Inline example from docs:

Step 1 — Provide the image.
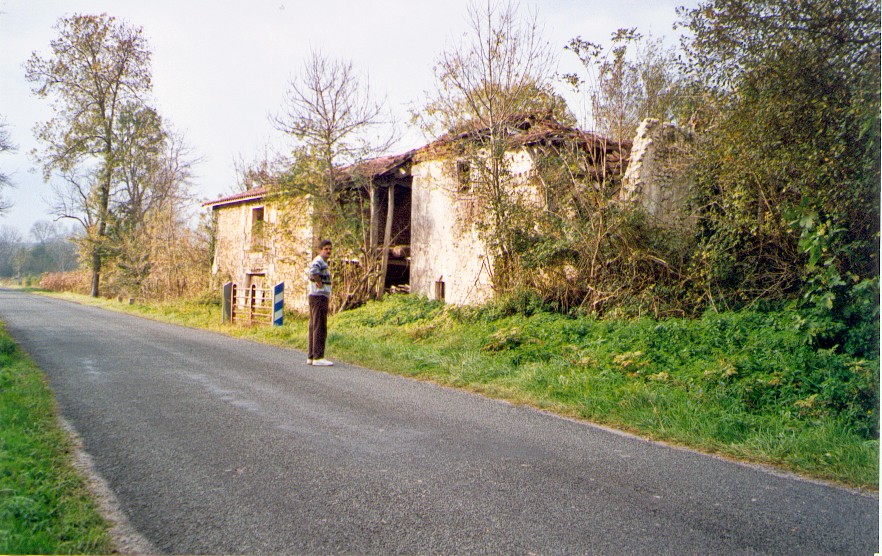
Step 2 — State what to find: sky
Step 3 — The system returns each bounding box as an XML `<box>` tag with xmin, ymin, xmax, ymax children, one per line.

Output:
<box><xmin>0</xmin><ymin>0</ymin><xmax>689</xmax><ymax>240</ymax></box>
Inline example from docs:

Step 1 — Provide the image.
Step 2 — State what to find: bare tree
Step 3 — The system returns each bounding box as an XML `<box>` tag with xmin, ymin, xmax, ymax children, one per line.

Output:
<box><xmin>50</xmin><ymin>169</ymin><xmax>99</xmax><ymax>235</ymax></box>
<box><xmin>273</xmin><ymin>50</ymin><xmax>394</xmax><ymax>205</ymax></box>
<box><xmin>233</xmin><ymin>146</ymin><xmax>291</xmax><ymax>193</ymax></box>
<box><xmin>425</xmin><ymin>0</ymin><xmax>556</xmax><ymax>132</ymax></box>
<box><xmin>564</xmin><ymin>29</ymin><xmax>684</xmax><ymax>143</ymax></box>
<box><xmin>272</xmin><ymin>50</ymin><xmax>396</xmax><ymax>309</ymax></box>
<box><xmin>0</xmin><ymin>225</ymin><xmax>22</xmax><ymax>276</ymax></box>
<box><xmin>0</xmin><ymin>119</ymin><xmax>15</xmax><ymax>213</ymax></box>
<box><xmin>30</xmin><ymin>221</ymin><xmax>59</xmax><ymax>244</ymax></box>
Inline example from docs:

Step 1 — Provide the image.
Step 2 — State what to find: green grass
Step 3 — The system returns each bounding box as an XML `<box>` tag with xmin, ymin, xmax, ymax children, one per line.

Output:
<box><xmin>0</xmin><ymin>324</ymin><xmax>114</xmax><ymax>554</ymax></box>
<box><xmin>43</xmin><ymin>291</ymin><xmax>881</xmax><ymax>489</ymax></box>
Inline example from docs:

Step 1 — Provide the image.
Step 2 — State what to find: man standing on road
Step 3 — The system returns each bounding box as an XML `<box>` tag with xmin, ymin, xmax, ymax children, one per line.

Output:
<box><xmin>307</xmin><ymin>239</ymin><xmax>333</xmax><ymax>366</ymax></box>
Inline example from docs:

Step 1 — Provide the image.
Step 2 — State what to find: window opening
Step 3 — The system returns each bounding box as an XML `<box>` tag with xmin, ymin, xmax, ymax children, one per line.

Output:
<box><xmin>251</xmin><ymin>206</ymin><xmax>265</xmax><ymax>250</ymax></box>
<box><xmin>456</xmin><ymin>160</ymin><xmax>471</xmax><ymax>192</ymax></box>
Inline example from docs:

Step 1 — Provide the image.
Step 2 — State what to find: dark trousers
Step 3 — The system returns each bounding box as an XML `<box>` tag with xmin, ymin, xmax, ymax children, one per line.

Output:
<box><xmin>308</xmin><ymin>294</ymin><xmax>329</xmax><ymax>360</ymax></box>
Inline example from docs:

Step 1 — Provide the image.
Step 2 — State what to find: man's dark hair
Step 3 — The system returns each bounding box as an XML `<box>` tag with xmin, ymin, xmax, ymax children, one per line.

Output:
<box><xmin>318</xmin><ymin>239</ymin><xmax>332</xmax><ymax>249</ymax></box>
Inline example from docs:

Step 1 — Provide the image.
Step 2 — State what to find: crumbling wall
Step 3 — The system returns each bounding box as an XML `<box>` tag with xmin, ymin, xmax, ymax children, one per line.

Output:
<box><xmin>410</xmin><ymin>158</ymin><xmax>493</xmax><ymax>306</ymax></box>
<box><xmin>410</xmin><ymin>148</ymin><xmax>543</xmax><ymax>306</ymax></box>
<box><xmin>622</xmin><ymin>118</ymin><xmax>694</xmax><ymax>227</ymax></box>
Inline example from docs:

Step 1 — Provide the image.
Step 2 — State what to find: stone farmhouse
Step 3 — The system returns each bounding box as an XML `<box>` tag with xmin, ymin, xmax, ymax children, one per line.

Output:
<box><xmin>203</xmin><ymin>115</ymin><xmax>689</xmax><ymax>312</ymax></box>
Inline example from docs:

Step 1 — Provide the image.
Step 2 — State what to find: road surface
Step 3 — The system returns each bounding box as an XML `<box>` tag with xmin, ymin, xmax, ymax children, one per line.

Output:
<box><xmin>0</xmin><ymin>290</ymin><xmax>877</xmax><ymax>554</ymax></box>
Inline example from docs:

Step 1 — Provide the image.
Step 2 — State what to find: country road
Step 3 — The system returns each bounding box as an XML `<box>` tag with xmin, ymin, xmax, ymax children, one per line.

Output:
<box><xmin>0</xmin><ymin>290</ymin><xmax>877</xmax><ymax>554</ymax></box>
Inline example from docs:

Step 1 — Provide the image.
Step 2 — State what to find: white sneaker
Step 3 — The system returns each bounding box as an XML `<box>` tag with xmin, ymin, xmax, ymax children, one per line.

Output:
<box><xmin>306</xmin><ymin>359</ymin><xmax>313</xmax><ymax>365</ymax></box>
<box><xmin>311</xmin><ymin>358</ymin><xmax>334</xmax><ymax>366</ymax></box>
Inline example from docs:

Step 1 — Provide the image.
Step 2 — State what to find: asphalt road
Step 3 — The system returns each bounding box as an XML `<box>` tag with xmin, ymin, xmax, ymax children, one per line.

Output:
<box><xmin>0</xmin><ymin>290</ymin><xmax>877</xmax><ymax>554</ymax></box>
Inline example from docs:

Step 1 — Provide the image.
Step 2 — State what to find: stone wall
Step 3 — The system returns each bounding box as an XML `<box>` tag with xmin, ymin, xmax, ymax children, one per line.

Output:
<box><xmin>621</xmin><ymin>118</ymin><xmax>694</xmax><ymax>228</ymax></box>
<box><xmin>410</xmin><ymin>158</ymin><xmax>493</xmax><ymax>306</ymax></box>
<box><xmin>212</xmin><ymin>201</ymin><xmax>249</xmax><ymax>284</ymax></box>
<box><xmin>211</xmin><ymin>195</ymin><xmax>313</xmax><ymax>313</ymax></box>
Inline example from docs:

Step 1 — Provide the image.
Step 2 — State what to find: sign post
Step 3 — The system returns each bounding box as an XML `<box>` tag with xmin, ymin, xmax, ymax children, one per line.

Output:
<box><xmin>222</xmin><ymin>282</ymin><xmax>233</xmax><ymax>323</ymax></box>
<box><xmin>272</xmin><ymin>282</ymin><xmax>284</xmax><ymax>326</ymax></box>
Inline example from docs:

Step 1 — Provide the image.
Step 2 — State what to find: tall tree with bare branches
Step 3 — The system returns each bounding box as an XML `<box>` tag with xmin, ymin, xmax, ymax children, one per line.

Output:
<box><xmin>422</xmin><ymin>0</ymin><xmax>557</xmax><ymax>293</ymax></box>
<box><xmin>0</xmin><ymin>119</ymin><xmax>15</xmax><ymax>213</ymax></box>
<box><xmin>272</xmin><ymin>50</ymin><xmax>395</xmax><ymax>309</ymax></box>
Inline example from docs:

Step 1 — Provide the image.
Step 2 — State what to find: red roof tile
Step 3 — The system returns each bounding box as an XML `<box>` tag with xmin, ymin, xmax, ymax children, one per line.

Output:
<box><xmin>203</xmin><ymin>115</ymin><xmax>628</xmax><ymax>208</ymax></box>
<box><xmin>202</xmin><ymin>186</ymin><xmax>270</xmax><ymax>208</ymax></box>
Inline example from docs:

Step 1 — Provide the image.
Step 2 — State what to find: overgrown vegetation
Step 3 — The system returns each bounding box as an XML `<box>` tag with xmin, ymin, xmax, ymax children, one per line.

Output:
<box><xmin>678</xmin><ymin>0</ymin><xmax>880</xmax><ymax>318</ymax></box>
<box><xmin>0</xmin><ymin>323</ymin><xmax>113</xmax><ymax>554</ymax></box>
<box><xmin>197</xmin><ymin>0</ymin><xmax>878</xmax><ymax>328</ymax></box>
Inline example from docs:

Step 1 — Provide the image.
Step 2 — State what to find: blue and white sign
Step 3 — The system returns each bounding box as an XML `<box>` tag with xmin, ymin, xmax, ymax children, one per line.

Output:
<box><xmin>272</xmin><ymin>282</ymin><xmax>284</xmax><ymax>326</ymax></box>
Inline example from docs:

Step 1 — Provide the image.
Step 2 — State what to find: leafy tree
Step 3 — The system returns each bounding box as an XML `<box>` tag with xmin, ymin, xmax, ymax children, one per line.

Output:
<box><xmin>27</xmin><ymin>14</ymin><xmax>198</xmax><ymax>300</ymax></box>
<box><xmin>107</xmin><ymin>115</ymin><xmax>197</xmax><ymax>296</ymax></box>
<box><xmin>26</xmin><ymin>13</ymin><xmax>153</xmax><ymax>297</ymax></box>
<box><xmin>677</xmin><ymin>0</ymin><xmax>880</xmax><ymax>319</ymax></box>
<box><xmin>111</xmin><ymin>103</ymin><xmax>168</xmax><ymax>231</ymax></box>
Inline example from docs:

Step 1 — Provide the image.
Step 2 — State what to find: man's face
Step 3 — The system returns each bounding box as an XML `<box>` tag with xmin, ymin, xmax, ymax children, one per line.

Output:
<box><xmin>320</xmin><ymin>245</ymin><xmax>332</xmax><ymax>259</ymax></box>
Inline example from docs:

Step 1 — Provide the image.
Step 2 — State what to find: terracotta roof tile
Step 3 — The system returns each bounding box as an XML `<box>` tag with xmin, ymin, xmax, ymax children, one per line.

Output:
<box><xmin>202</xmin><ymin>186</ymin><xmax>269</xmax><ymax>208</ymax></box>
<box><xmin>203</xmin><ymin>114</ymin><xmax>628</xmax><ymax>208</ymax></box>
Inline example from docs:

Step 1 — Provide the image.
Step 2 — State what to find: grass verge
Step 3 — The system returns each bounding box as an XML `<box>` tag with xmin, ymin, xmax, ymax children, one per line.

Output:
<box><xmin>43</xmin><ymin>290</ymin><xmax>880</xmax><ymax>490</ymax></box>
<box><xmin>0</xmin><ymin>322</ymin><xmax>113</xmax><ymax>554</ymax></box>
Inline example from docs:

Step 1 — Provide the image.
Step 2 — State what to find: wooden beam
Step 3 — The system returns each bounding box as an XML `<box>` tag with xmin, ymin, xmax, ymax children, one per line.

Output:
<box><xmin>369</xmin><ymin>183</ymin><xmax>381</xmax><ymax>250</ymax></box>
<box><xmin>378</xmin><ymin>184</ymin><xmax>395</xmax><ymax>299</ymax></box>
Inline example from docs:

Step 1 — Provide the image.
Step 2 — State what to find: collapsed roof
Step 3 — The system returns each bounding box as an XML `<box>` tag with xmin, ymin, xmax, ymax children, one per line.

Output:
<box><xmin>203</xmin><ymin>114</ymin><xmax>630</xmax><ymax>208</ymax></box>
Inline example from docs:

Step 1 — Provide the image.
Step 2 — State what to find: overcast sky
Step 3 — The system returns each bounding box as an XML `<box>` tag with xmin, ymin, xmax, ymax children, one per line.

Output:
<box><xmin>0</xmin><ymin>0</ymin><xmax>689</xmax><ymax>239</ymax></box>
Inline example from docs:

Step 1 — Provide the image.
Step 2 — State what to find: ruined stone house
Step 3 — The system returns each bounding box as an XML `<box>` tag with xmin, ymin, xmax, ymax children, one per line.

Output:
<box><xmin>204</xmin><ymin>116</ymin><xmax>687</xmax><ymax>310</ymax></box>
<box><xmin>203</xmin><ymin>152</ymin><xmax>412</xmax><ymax>312</ymax></box>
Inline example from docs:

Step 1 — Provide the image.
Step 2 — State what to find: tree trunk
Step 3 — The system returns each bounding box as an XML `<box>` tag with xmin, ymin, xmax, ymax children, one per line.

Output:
<box><xmin>90</xmin><ymin>248</ymin><xmax>101</xmax><ymax>297</ymax></box>
<box><xmin>91</xmin><ymin>124</ymin><xmax>114</xmax><ymax>298</ymax></box>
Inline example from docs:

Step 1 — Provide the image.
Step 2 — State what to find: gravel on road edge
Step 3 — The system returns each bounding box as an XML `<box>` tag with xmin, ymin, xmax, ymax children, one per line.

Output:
<box><xmin>60</xmin><ymin>417</ymin><xmax>159</xmax><ymax>555</ymax></box>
